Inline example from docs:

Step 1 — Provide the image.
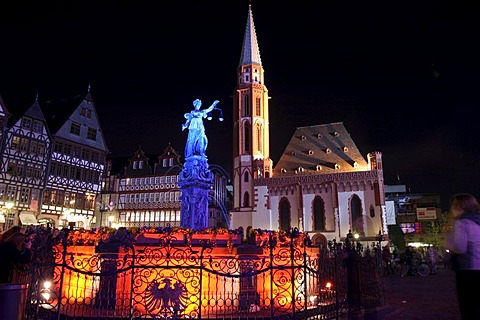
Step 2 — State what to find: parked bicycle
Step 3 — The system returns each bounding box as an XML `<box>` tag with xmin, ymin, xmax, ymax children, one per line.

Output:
<box><xmin>392</xmin><ymin>258</ymin><xmax>430</xmax><ymax>277</ymax></box>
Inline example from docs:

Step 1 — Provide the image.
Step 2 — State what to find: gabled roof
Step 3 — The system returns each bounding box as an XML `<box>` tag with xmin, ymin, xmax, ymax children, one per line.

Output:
<box><xmin>24</xmin><ymin>97</ymin><xmax>47</xmax><ymax>123</ymax></box>
<box><xmin>154</xmin><ymin>144</ymin><xmax>183</xmax><ymax>175</ymax></box>
<box><xmin>0</xmin><ymin>94</ymin><xmax>10</xmax><ymax>118</ymax></box>
<box><xmin>273</xmin><ymin>122</ymin><xmax>369</xmax><ymax>176</ymax></box>
<box><xmin>124</xmin><ymin>146</ymin><xmax>153</xmax><ymax>177</ymax></box>
<box><xmin>239</xmin><ymin>4</ymin><xmax>262</xmax><ymax>67</ymax></box>
<box><xmin>42</xmin><ymin>90</ymin><xmax>108</xmax><ymax>153</ymax></box>
<box><xmin>107</xmin><ymin>144</ymin><xmax>184</xmax><ymax>178</ymax></box>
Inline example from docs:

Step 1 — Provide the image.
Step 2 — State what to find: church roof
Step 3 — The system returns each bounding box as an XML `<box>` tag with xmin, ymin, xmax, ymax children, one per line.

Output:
<box><xmin>273</xmin><ymin>122</ymin><xmax>369</xmax><ymax>176</ymax></box>
<box><xmin>239</xmin><ymin>4</ymin><xmax>262</xmax><ymax>67</ymax></box>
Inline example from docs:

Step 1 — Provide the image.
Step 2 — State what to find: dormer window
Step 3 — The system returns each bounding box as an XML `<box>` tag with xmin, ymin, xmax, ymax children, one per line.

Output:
<box><xmin>317</xmin><ymin>133</ymin><xmax>322</xmax><ymax>139</ymax></box>
<box><xmin>316</xmin><ymin>165</ymin><xmax>322</xmax><ymax>171</ymax></box>
<box><xmin>300</xmin><ymin>135</ymin><xmax>306</xmax><ymax>140</ymax></box>
<box><xmin>70</xmin><ymin>122</ymin><xmax>81</xmax><ymax>135</ymax></box>
<box><xmin>308</xmin><ymin>149</ymin><xmax>314</xmax><ymax>155</ymax></box>
<box><xmin>353</xmin><ymin>162</ymin><xmax>358</xmax><ymax>168</ymax></box>
<box><xmin>343</xmin><ymin>146</ymin><xmax>349</xmax><ymax>152</ymax></box>
<box><xmin>87</xmin><ymin>127</ymin><xmax>97</xmax><ymax>140</ymax></box>
<box><xmin>281</xmin><ymin>168</ymin><xmax>287</xmax><ymax>173</ymax></box>
<box><xmin>333</xmin><ymin>131</ymin><xmax>339</xmax><ymax>137</ymax></box>
<box><xmin>325</xmin><ymin>148</ymin><xmax>331</xmax><ymax>154</ymax></box>
<box><xmin>298</xmin><ymin>167</ymin><xmax>304</xmax><ymax>173</ymax></box>
<box><xmin>291</xmin><ymin>151</ymin><xmax>296</xmax><ymax>156</ymax></box>
<box><xmin>335</xmin><ymin>164</ymin><xmax>340</xmax><ymax>170</ymax></box>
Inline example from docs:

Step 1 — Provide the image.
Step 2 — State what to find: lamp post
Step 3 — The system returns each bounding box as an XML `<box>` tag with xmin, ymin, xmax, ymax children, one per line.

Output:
<box><xmin>376</xmin><ymin>230</ymin><xmax>384</xmax><ymax>247</ymax></box>
<box><xmin>1</xmin><ymin>201</ymin><xmax>14</xmax><ymax>230</ymax></box>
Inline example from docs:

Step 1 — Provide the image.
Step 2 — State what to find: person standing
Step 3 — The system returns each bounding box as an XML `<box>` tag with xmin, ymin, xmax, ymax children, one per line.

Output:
<box><xmin>0</xmin><ymin>227</ymin><xmax>33</xmax><ymax>283</ymax></box>
<box><xmin>446</xmin><ymin>193</ymin><xmax>480</xmax><ymax>319</ymax></box>
<box><xmin>427</xmin><ymin>245</ymin><xmax>438</xmax><ymax>275</ymax></box>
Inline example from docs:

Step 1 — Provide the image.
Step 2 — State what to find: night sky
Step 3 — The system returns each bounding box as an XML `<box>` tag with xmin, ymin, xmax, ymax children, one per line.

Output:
<box><xmin>1</xmin><ymin>1</ymin><xmax>478</xmax><ymax>210</ymax></box>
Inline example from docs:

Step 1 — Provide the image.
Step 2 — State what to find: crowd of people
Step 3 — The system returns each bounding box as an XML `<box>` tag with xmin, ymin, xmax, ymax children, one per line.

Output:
<box><xmin>0</xmin><ymin>226</ymin><xmax>34</xmax><ymax>283</ymax></box>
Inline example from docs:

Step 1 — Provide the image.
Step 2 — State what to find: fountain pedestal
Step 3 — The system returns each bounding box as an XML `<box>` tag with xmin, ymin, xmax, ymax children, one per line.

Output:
<box><xmin>178</xmin><ymin>155</ymin><xmax>213</xmax><ymax>229</ymax></box>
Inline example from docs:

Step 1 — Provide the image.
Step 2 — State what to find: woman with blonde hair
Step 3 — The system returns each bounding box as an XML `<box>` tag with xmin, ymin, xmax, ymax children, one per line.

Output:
<box><xmin>446</xmin><ymin>193</ymin><xmax>480</xmax><ymax>319</ymax></box>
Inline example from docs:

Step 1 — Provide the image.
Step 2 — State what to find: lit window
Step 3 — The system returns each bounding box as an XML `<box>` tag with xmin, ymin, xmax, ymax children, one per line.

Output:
<box><xmin>70</xmin><ymin>122</ymin><xmax>81</xmax><ymax>135</ymax></box>
<box><xmin>87</xmin><ymin>127</ymin><xmax>96</xmax><ymax>140</ymax></box>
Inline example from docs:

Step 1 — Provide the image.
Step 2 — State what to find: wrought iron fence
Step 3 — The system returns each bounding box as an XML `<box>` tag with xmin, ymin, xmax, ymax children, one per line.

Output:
<box><xmin>10</xmin><ymin>227</ymin><xmax>384</xmax><ymax>319</ymax></box>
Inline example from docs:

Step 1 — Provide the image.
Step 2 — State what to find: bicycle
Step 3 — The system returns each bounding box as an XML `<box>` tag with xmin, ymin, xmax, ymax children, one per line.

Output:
<box><xmin>398</xmin><ymin>258</ymin><xmax>431</xmax><ymax>277</ymax></box>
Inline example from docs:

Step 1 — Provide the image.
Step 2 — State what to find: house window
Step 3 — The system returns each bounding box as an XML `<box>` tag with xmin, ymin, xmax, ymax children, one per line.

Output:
<box><xmin>81</xmin><ymin>149</ymin><xmax>90</xmax><ymax>160</ymax></box>
<box><xmin>370</xmin><ymin>205</ymin><xmax>375</xmax><ymax>218</ymax></box>
<box><xmin>11</xmin><ymin>136</ymin><xmax>20</xmax><ymax>149</ymax></box>
<box><xmin>21</xmin><ymin>117</ymin><xmax>32</xmax><ymax>129</ymax></box>
<box><xmin>80</xmin><ymin>107</ymin><xmax>92</xmax><ymax>118</ymax></box>
<box><xmin>37</xmin><ymin>143</ymin><xmax>46</xmax><ymax>156</ymax></box>
<box><xmin>32</xmin><ymin>120</ymin><xmax>43</xmax><ymax>133</ymax></box>
<box><xmin>87</xmin><ymin>127</ymin><xmax>97</xmax><ymax>140</ymax></box>
<box><xmin>70</xmin><ymin>122</ymin><xmax>81</xmax><ymax>135</ymax></box>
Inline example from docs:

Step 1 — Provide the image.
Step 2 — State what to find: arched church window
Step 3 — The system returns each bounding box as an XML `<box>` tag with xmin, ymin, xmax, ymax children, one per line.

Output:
<box><xmin>313</xmin><ymin>196</ymin><xmax>326</xmax><ymax>231</ymax></box>
<box><xmin>351</xmin><ymin>195</ymin><xmax>364</xmax><ymax>234</ymax></box>
<box><xmin>243</xmin><ymin>192</ymin><xmax>250</xmax><ymax>207</ymax></box>
<box><xmin>243</xmin><ymin>95</ymin><xmax>250</xmax><ymax>116</ymax></box>
<box><xmin>256</xmin><ymin>123</ymin><xmax>262</xmax><ymax>152</ymax></box>
<box><xmin>279</xmin><ymin>198</ymin><xmax>291</xmax><ymax>231</ymax></box>
<box><xmin>255</xmin><ymin>97</ymin><xmax>261</xmax><ymax>116</ymax></box>
<box><xmin>244</xmin><ymin>123</ymin><xmax>251</xmax><ymax>152</ymax></box>
<box><xmin>244</xmin><ymin>172</ymin><xmax>249</xmax><ymax>182</ymax></box>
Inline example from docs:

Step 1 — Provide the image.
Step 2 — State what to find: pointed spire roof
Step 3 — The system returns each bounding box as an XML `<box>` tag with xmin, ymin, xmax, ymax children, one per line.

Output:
<box><xmin>24</xmin><ymin>95</ymin><xmax>47</xmax><ymax>122</ymax></box>
<box><xmin>239</xmin><ymin>4</ymin><xmax>262</xmax><ymax>67</ymax></box>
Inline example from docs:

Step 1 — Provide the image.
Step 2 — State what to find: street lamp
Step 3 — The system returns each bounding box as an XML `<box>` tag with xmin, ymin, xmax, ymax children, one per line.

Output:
<box><xmin>5</xmin><ymin>201</ymin><xmax>14</xmax><ymax>210</ymax></box>
<box><xmin>108</xmin><ymin>215</ymin><xmax>115</xmax><ymax>228</ymax></box>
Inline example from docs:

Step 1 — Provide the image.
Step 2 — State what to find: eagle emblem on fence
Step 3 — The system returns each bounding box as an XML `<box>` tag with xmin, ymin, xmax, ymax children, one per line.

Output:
<box><xmin>145</xmin><ymin>278</ymin><xmax>187</xmax><ymax>313</ymax></box>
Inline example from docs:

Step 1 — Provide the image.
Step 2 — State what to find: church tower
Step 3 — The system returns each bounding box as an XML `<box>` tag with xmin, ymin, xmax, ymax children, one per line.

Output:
<box><xmin>231</xmin><ymin>4</ymin><xmax>273</xmax><ymax>227</ymax></box>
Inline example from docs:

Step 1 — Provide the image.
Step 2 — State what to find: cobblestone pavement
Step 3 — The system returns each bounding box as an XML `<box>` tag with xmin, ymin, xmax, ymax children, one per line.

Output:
<box><xmin>378</xmin><ymin>266</ymin><xmax>460</xmax><ymax>320</ymax></box>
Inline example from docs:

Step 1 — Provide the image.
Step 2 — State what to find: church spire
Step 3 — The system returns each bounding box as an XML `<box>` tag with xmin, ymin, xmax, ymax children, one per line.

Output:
<box><xmin>239</xmin><ymin>4</ymin><xmax>262</xmax><ymax>67</ymax></box>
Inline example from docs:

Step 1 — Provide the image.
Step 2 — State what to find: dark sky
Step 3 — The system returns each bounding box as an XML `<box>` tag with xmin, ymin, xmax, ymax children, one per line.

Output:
<box><xmin>1</xmin><ymin>1</ymin><xmax>479</xmax><ymax>210</ymax></box>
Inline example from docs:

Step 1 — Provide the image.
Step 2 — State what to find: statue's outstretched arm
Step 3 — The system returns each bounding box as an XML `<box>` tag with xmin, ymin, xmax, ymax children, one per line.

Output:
<box><xmin>205</xmin><ymin>100</ymin><xmax>219</xmax><ymax>113</ymax></box>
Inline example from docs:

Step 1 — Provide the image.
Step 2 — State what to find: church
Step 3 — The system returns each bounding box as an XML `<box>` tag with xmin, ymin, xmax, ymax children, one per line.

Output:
<box><xmin>229</xmin><ymin>5</ymin><xmax>387</xmax><ymax>246</ymax></box>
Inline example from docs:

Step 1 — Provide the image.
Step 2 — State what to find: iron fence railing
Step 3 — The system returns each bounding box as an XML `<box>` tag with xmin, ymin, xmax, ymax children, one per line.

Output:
<box><xmin>8</xmin><ymin>227</ymin><xmax>384</xmax><ymax>319</ymax></box>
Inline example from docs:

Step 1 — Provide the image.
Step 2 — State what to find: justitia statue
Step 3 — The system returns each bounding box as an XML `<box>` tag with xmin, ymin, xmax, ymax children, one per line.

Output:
<box><xmin>179</xmin><ymin>98</ymin><xmax>221</xmax><ymax>229</ymax></box>
<box><xmin>182</xmin><ymin>98</ymin><xmax>219</xmax><ymax>158</ymax></box>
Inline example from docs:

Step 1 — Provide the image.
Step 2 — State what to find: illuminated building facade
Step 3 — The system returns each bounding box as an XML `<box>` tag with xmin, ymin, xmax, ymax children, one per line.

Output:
<box><xmin>230</xmin><ymin>5</ymin><xmax>387</xmax><ymax>245</ymax></box>
<box><xmin>0</xmin><ymin>88</ymin><xmax>108</xmax><ymax>230</ymax></box>
<box><xmin>100</xmin><ymin>145</ymin><xmax>230</xmax><ymax>229</ymax></box>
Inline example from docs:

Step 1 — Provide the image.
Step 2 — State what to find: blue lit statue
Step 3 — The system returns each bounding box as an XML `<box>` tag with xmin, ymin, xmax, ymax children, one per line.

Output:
<box><xmin>179</xmin><ymin>98</ymin><xmax>221</xmax><ymax>230</ymax></box>
<box><xmin>182</xmin><ymin>99</ymin><xmax>219</xmax><ymax>158</ymax></box>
